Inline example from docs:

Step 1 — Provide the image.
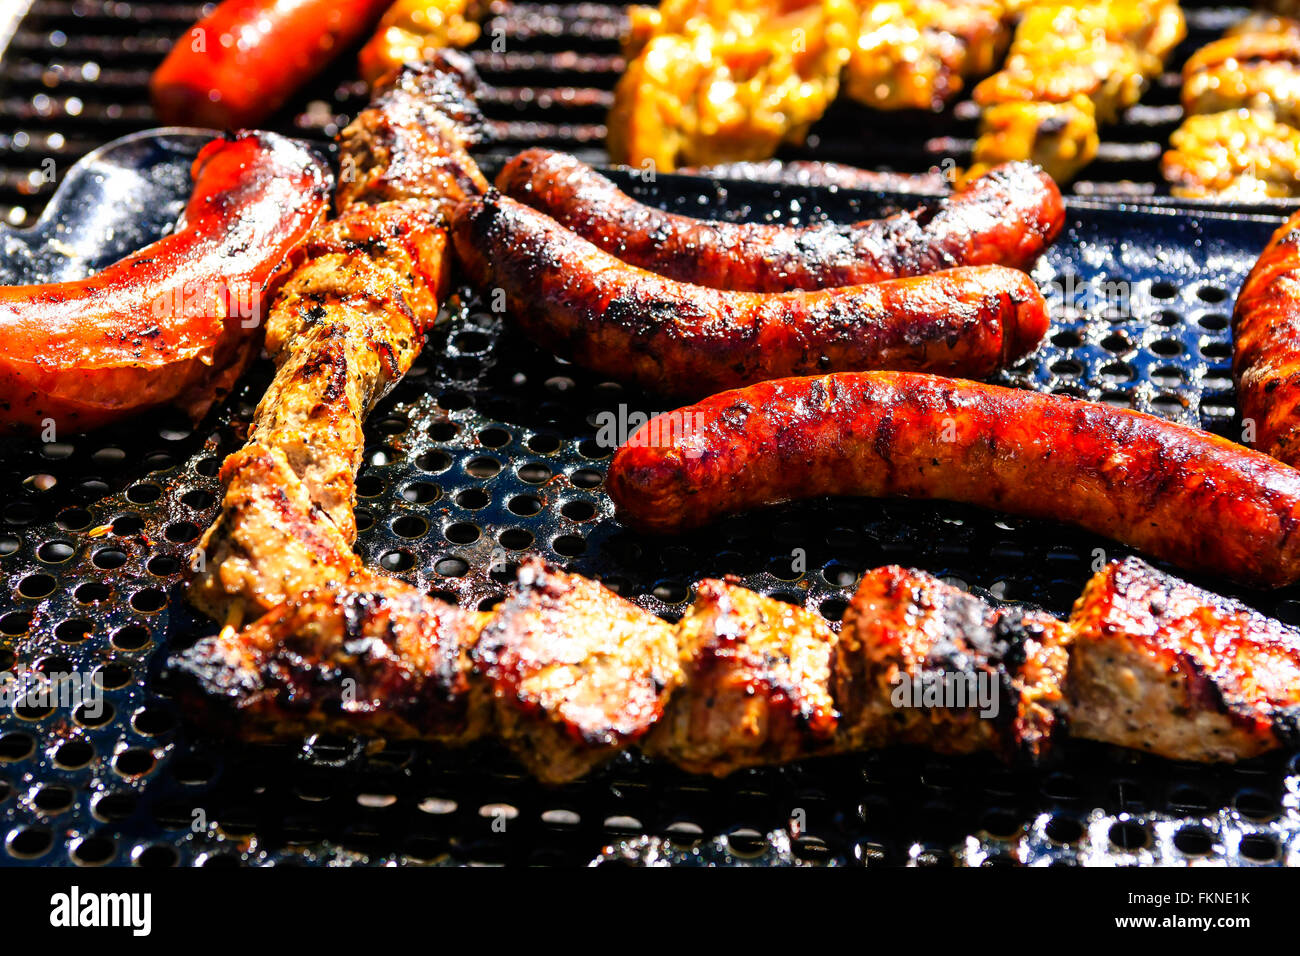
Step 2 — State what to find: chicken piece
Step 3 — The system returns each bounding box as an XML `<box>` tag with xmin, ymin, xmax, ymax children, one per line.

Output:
<box><xmin>972</xmin><ymin>0</ymin><xmax>1185</xmax><ymax>182</ymax></box>
<box><xmin>644</xmin><ymin>580</ymin><xmax>838</xmax><ymax>776</ymax></box>
<box><xmin>972</xmin><ymin>97</ymin><xmax>1100</xmax><ymax>184</ymax></box>
<box><xmin>171</xmin><ymin>577</ymin><xmax>493</xmax><ymax>744</ymax></box>
<box><xmin>474</xmin><ymin>560</ymin><xmax>683</xmax><ymax>784</ymax></box>
<box><xmin>845</xmin><ymin>0</ymin><xmax>1011</xmax><ymax>112</ymax></box>
<box><xmin>1182</xmin><ymin>31</ymin><xmax>1300</xmax><ymax>128</ymax></box>
<box><xmin>607</xmin><ymin>0</ymin><xmax>856</xmax><ymax>171</ymax></box>
<box><xmin>1162</xmin><ymin>107</ymin><xmax>1300</xmax><ymax>198</ymax></box>
<box><xmin>1067</xmin><ymin>557</ymin><xmax>1300</xmax><ymax>762</ymax></box>
<box><xmin>358</xmin><ymin>0</ymin><xmax>488</xmax><ymax>86</ymax></box>
<box><xmin>835</xmin><ymin>566</ymin><xmax>1070</xmax><ymax>760</ymax></box>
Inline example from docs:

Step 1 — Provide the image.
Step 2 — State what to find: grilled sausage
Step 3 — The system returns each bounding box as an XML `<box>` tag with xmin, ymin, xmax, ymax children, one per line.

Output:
<box><xmin>151</xmin><ymin>0</ymin><xmax>393</xmax><ymax>129</ymax></box>
<box><xmin>678</xmin><ymin>159</ymin><xmax>950</xmax><ymax>194</ymax></box>
<box><xmin>0</xmin><ymin>130</ymin><xmax>330</xmax><ymax>435</ymax></box>
<box><xmin>607</xmin><ymin>371</ymin><xmax>1300</xmax><ymax>589</ymax></box>
<box><xmin>496</xmin><ymin>149</ymin><xmax>1064</xmax><ymax>292</ymax></box>
<box><xmin>1234</xmin><ymin>207</ymin><xmax>1300</xmax><ymax>466</ymax></box>
<box><xmin>449</xmin><ymin>192</ymin><xmax>1049</xmax><ymax>397</ymax></box>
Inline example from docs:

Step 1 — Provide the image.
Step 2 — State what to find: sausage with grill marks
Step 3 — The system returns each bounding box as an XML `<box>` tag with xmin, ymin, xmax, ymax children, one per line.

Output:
<box><xmin>449</xmin><ymin>193</ymin><xmax>1050</xmax><ymax>398</ymax></box>
<box><xmin>607</xmin><ymin>371</ymin><xmax>1300</xmax><ymax>589</ymax></box>
<box><xmin>495</xmin><ymin>148</ymin><xmax>1064</xmax><ymax>292</ymax></box>
<box><xmin>1234</xmin><ymin>207</ymin><xmax>1300</xmax><ymax>467</ymax></box>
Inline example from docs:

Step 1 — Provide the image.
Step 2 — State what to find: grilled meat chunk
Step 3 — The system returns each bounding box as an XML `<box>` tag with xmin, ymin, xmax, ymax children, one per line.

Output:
<box><xmin>474</xmin><ymin>560</ymin><xmax>683</xmax><ymax>784</ymax></box>
<box><xmin>845</xmin><ymin>0</ymin><xmax>1012</xmax><ymax>112</ymax></box>
<box><xmin>645</xmin><ymin>580</ymin><xmax>838</xmax><ymax>775</ymax></box>
<box><xmin>174</xmin><ymin>577</ymin><xmax>492</xmax><ymax>744</ymax></box>
<box><xmin>835</xmin><ymin>566</ymin><xmax>1069</xmax><ymax>759</ymax></box>
<box><xmin>1067</xmin><ymin>557</ymin><xmax>1300</xmax><ymax>761</ymax></box>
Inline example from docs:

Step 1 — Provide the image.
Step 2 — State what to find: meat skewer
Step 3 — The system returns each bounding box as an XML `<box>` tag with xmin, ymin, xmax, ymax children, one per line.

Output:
<box><xmin>606</xmin><ymin>371</ymin><xmax>1300</xmax><ymax>589</ymax></box>
<box><xmin>189</xmin><ymin>53</ymin><xmax>489</xmax><ymax>626</ymax></box>
<box><xmin>450</xmin><ymin>193</ymin><xmax>1048</xmax><ymax>398</ymax></box>
<box><xmin>496</xmin><ymin>148</ymin><xmax>1064</xmax><ymax>292</ymax></box>
<box><xmin>169</xmin><ymin>554</ymin><xmax>1300</xmax><ymax>782</ymax></box>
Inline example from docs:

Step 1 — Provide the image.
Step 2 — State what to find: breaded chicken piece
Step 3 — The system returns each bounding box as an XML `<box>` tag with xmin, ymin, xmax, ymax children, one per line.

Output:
<box><xmin>607</xmin><ymin>0</ymin><xmax>856</xmax><ymax>170</ymax></box>
<box><xmin>844</xmin><ymin>0</ymin><xmax>1012</xmax><ymax>112</ymax></box>
<box><xmin>835</xmin><ymin>566</ymin><xmax>1070</xmax><ymax>760</ymax></box>
<box><xmin>645</xmin><ymin>579</ymin><xmax>838</xmax><ymax>776</ymax></box>
<box><xmin>1162</xmin><ymin>107</ymin><xmax>1300</xmax><ymax>198</ymax></box>
<box><xmin>1067</xmin><ymin>557</ymin><xmax>1300</xmax><ymax>761</ymax></box>
<box><xmin>474</xmin><ymin>559</ymin><xmax>683</xmax><ymax>784</ymax></box>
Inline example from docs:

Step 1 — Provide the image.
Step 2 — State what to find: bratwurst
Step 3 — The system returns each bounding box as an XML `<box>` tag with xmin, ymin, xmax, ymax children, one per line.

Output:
<box><xmin>607</xmin><ymin>371</ymin><xmax>1300</xmax><ymax>589</ymax></box>
<box><xmin>495</xmin><ymin>149</ymin><xmax>1063</xmax><ymax>292</ymax></box>
<box><xmin>450</xmin><ymin>192</ymin><xmax>1049</xmax><ymax>398</ymax></box>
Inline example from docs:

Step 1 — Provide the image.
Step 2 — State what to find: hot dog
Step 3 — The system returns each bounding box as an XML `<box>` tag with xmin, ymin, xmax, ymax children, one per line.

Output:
<box><xmin>151</xmin><ymin>0</ymin><xmax>393</xmax><ymax>130</ymax></box>
<box><xmin>1234</xmin><ymin>207</ymin><xmax>1300</xmax><ymax>467</ymax></box>
<box><xmin>495</xmin><ymin>149</ymin><xmax>1064</xmax><ymax>292</ymax></box>
<box><xmin>607</xmin><ymin>371</ymin><xmax>1300</xmax><ymax>589</ymax></box>
<box><xmin>0</xmin><ymin>130</ymin><xmax>331</xmax><ymax>435</ymax></box>
<box><xmin>449</xmin><ymin>192</ymin><xmax>1049</xmax><ymax>398</ymax></box>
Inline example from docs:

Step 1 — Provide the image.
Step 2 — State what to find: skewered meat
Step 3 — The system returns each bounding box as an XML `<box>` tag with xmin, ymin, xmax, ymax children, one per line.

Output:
<box><xmin>837</xmin><ymin>566</ymin><xmax>1069</xmax><ymax>760</ymax></box>
<box><xmin>844</xmin><ymin>0</ymin><xmax>1012</xmax><ymax>112</ymax></box>
<box><xmin>475</xmin><ymin>561</ymin><xmax>683</xmax><ymax>783</ymax></box>
<box><xmin>0</xmin><ymin>131</ymin><xmax>330</xmax><ymax>435</ymax></box>
<box><xmin>679</xmin><ymin>159</ymin><xmax>949</xmax><ymax>193</ymax></box>
<box><xmin>190</xmin><ymin>54</ymin><xmax>488</xmax><ymax>625</ymax></box>
<box><xmin>971</xmin><ymin>0</ymin><xmax>1185</xmax><ymax>182</ymax></box>
<box><xmin>644</xmin><ymin>579</ymin><xmax>839</xmax><ymax>775</ymax></box>
<box><xmin>606</xmin><ymin>371</ymin><xmax>1300</xmax><ymax>589</ymax></box>
<box><xmin>450</xmin><ymin>192</ymin><xmax>1048</xmax><ymax>397</ymax></box>
<box><xmin>607</xmin><ymin>0</ymin><xmax>857</xmax><ymax>171</ymax></box>
<box><xmin>358</xmin><ymin>0</ymin><xmax>488</xmax><ymax>85</ymax></box>
<box><xmin>1233</xmin><ymin>205</ymin><xmax>1300</xmax><ymax>467</ymax></box>
<box><xmin>171</xmin><ymin>554</ymin><xmax>1300</xmax><ymax>780</ymax></box>
<box><xmin>496</xmin><ymin>148</ymin><xmax>1063</xmax><ymax>292</ymax></box>
<box><xmin>151</xmin><ymin>0</ymin><xmax>392</xmax><ymax>129</ymax></box>
<box><xmin>1067</xmin><ymin>556</ymin><xmax>1300</xmax><ymax>761</ymax></box>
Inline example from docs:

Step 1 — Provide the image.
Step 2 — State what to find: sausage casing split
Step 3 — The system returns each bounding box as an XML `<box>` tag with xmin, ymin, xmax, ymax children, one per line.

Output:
<box><xmin>449</xmin><ymin>193</ymin><xmax>1049</xmax><ymax>398</ymax></box>
<box><xmin>607</xmin><ymin>371</ymin><xmax>1300</xmax><ymax>589</ymax></box>
<box><xmin>1234</xmin><ymin>208</ymin><xmax>1300</xmax><ymax>467</ymax></box>
<box><xmin>496</xmin><ymin>149</ymin><xmax>1064</xmax><ymax>292</ymax></box>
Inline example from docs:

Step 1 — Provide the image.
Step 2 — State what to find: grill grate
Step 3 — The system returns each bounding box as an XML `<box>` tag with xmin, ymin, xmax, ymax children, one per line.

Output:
<box><xmin>0</xmin><ymin>0</ymin><xmax>1276</xmax><ymax>226</ymax></box>
<box><xmin>2</xmin><ymin>151</ymin><xmax>1300</xmax><ymax>866</ymax></box>
<box><xmin>2</xmin><ymin>0</ymin><xmax>1300</xmax><ymax>868</ymax></box>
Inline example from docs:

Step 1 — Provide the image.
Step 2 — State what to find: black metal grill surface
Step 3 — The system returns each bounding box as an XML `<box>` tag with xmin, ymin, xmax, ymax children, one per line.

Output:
<box><xmin>0</xmin><ymin>0</ymin><xmax>1279</xmax><ymax>227</ymax></box>
<box><xmin>2</xmin><ymin>0</ymin><xmax>1300</xmax><ymax>869</ymax></box>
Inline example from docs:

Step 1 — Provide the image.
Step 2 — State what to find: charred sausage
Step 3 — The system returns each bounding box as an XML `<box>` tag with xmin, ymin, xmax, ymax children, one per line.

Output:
<box><xmin>1234</xmin><ymin>207</ymin><xmax>1300</xmax><ymax>466</ymax></box>
<box><xmin>449</xmin><ymin>192</ymin><xmax>1049</xmax><ymax>398</ymax></box>
<box><xmin>607</xmin><ymin>371</ymin><xmax>1300</xmax><ymax>588</ymax></box>
<box><xmin>495</xmin><ymin>149</ymin><xmax>1064</xmax><ymax>292</ymax></box>
<box><xmin>0</xmin><ymin>130</ymin><xmax>331</xmax><ymax>434</ymax></box>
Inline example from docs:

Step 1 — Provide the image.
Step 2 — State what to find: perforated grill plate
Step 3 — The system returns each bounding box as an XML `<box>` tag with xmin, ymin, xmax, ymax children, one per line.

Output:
<box><xmin>1</xmin><ymin>145</ymin><xmax>1298</xmax><ymax>867</ymax></box>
